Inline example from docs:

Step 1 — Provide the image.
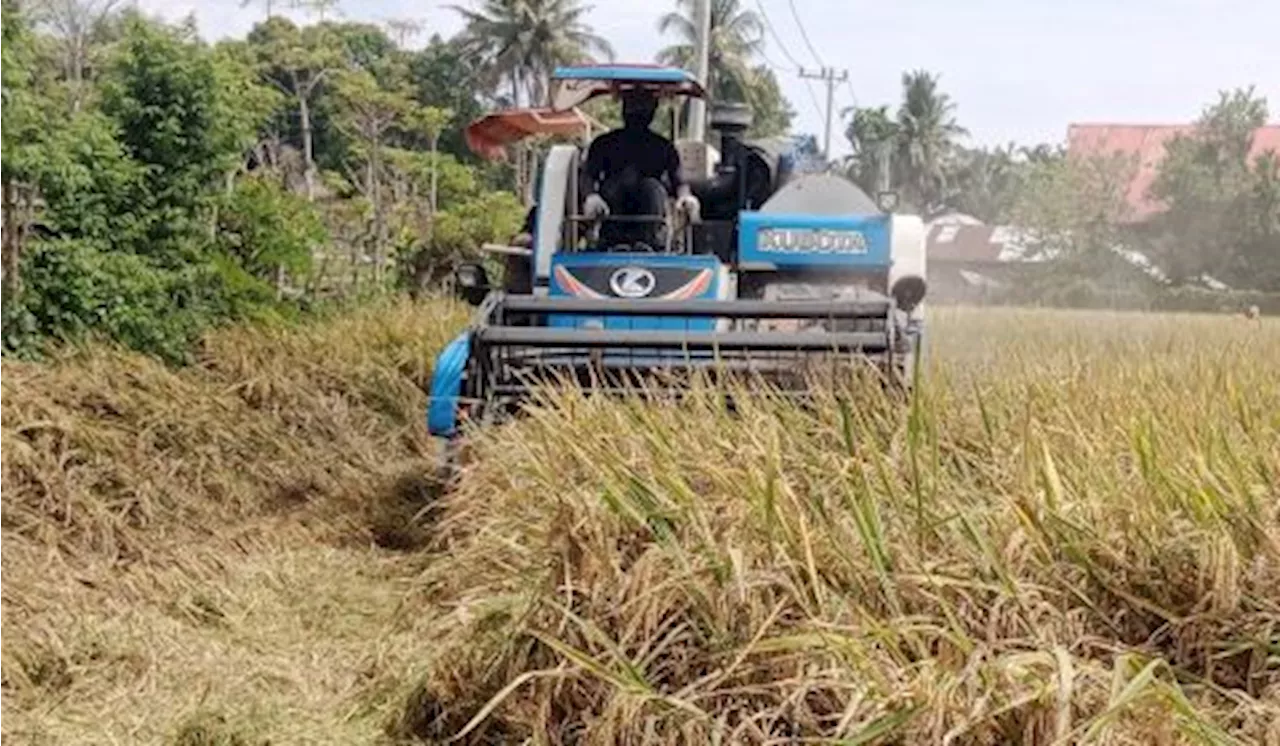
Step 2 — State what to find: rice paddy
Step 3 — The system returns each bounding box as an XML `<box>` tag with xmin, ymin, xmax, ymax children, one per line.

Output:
<box><xmin>3</xmin><ymin>303</ymin><xmax>1278</xmax><ymax>744</ymax></box>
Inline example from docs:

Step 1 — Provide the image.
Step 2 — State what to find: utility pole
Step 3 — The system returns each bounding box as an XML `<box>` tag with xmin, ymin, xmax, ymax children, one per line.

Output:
<box><xmin>799</xmin><ymin>66</ymin><xmax>849</xmax><ymax>161</ymax></box>
<box><xmin>877</xmin><ymin>139</ymin><xmax>893</xmax><ymax>193</ymax></box>
<box><xmin>689</xmin><ymin>0</ymin><xmax>711</xmax><ymax>142</ymax></box>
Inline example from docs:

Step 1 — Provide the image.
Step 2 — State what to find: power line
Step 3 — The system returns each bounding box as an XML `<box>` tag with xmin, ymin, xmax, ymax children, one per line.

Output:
<box><xmin>753</xmin><ymin>0</ymin><xmax>805</xmax><ymax>70</ymax></box>
<box><xmin>799</xmin><ymin>78</ymin><xmax>825</xmax><ymax>124</ymax></box>
<box><xmin>759</xmin><ymin>50</ymin><xmax>824</xmax><ymax>121</ymax></box>
<box><xmin>757</xmin><ymin>49</ymin><xmax>788</xmax><ymax>72</ymax></box>
<box><xmin>786</xmin><ymin>0</ymin><xmax>825</xmax><ymax>67</ymax></box>
<box><xmin>752</xmin><ymin>0</ymin><xmax>824</xmax><ymax>125</ymax></box>
<box><xmin>799</xmin><ymin>66</ymin><xmax>848</xmax><ymax>160</ymax></box>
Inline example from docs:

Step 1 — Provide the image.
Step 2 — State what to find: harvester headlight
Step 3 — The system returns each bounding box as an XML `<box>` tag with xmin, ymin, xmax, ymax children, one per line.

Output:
<box><xmin>890</xmin><ymin>275</ymin><xmax>926</xmax><ymax>313</ymax></box>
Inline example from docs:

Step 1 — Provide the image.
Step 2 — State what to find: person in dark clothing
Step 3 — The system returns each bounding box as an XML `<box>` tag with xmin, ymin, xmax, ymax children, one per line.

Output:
<box><xmin>500</xmin><ymin>205</ymin><xmax>536</xmax><ymax>294</ymax></box>
<box><xmin>580</xmin><ymin>88</ymin><xmax>700</xmax><ymax>248</ymax></box>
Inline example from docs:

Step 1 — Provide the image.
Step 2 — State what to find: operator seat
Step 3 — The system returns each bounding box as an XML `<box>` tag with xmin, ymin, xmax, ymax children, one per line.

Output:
<box><xmin>588</xmin><ymin>166</ymin><xmax>673</xmax><ymax>252</ymax></box>
<box><xmin>579</xmin><ymin>86</ymin><xmax>685</xmax><ymax>252</ymax></box>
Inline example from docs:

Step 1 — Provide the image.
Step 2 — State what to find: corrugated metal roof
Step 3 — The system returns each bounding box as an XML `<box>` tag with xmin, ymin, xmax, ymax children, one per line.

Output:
<box><xmin>926</xmin><ymin>220</ymin><xmax>1182</xmax><ymax>284</ymax></box>
<box><xmin>1066</xmin><ymin>124</ymin><xmax>1280</xmax><ymax>220</ymax></box>
<box><xmin>929</xmin><ymin>211</ymin><xmax>984</xmax><ymax>227</ymax></box>
<box><xmin>927</xmin><ymin>224</ymin><xmax>999</xmax><ymax>262</ymax></box>
<box><xmin>926</xmin><ymin>224</ymin><xmax>1039</xmax><ymax>263</ymax></box>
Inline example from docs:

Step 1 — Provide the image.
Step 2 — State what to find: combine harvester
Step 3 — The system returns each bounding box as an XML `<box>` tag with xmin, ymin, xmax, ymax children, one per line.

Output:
<box><xmin>427</xmin><ymin>64</ymin><xmax>927</xmax><ymax>441</ymax></box>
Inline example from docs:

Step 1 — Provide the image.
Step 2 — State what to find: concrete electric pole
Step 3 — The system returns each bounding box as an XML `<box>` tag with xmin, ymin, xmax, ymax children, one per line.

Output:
<box><xmin>799</xmin><ymin>66</ymin><xmax>849</xmax><ymax>161</ymax></box>
<box><xmin>689</xmin><ymin>0</ymin><xmax>711</xmax><ymax>142</ymax></box>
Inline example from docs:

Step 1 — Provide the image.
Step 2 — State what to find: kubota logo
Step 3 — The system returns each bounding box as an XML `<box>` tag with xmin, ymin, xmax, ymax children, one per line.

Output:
<box><xmin>609</xmin><ymin>267</ymin><xmax>656</xmax><ymax>298</ymax></box>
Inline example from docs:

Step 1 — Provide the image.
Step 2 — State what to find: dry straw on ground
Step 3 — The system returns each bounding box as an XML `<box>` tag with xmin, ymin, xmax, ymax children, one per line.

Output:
<box><xmin>2</xmin><ymin>298</ymin><xmax>467</xmax><ymax>745</ymax></box>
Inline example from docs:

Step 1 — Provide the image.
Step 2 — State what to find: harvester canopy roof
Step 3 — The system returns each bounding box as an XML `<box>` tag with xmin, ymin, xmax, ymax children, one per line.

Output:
<box><xmin>549</xmin><ymin>64</ymin><xmax>705</xmax><ymax>111</ymax></box>
<box><xmin>464</xmin><ymin>107</ymin><xmax>591</xmax><ymax>161</ymax></box>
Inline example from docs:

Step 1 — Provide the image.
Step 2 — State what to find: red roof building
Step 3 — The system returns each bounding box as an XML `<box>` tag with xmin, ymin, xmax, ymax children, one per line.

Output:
<box><xmin>1066</xmin><ymin>124</ymin><xmax>1280</xmax><ymax>220</ymax></box>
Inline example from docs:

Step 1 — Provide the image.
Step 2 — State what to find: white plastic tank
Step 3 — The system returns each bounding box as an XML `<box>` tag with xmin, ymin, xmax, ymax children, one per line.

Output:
<box><xmin>888</xmin><ymin>214</ymin><xmax>927</xmax><ymax>314</ymax></box>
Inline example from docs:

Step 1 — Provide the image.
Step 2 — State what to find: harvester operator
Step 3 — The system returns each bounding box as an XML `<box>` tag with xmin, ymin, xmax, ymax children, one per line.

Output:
<box><xmin>580</xmin><ymin>87</ymin><xmax>701</xmax><ymax>248</ymax></box>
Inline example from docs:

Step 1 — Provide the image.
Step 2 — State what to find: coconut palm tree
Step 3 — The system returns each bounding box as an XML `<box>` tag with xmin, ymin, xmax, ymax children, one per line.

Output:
<box><xmin>894</xmin><ymin>70</ymin><xmax>968</xmax><ymax>214</ymax></box>
<box><xmin>841</xmin><ymin>104</ymin><xmax>898</xmax><ymax>195</ymax></box>
<box><xmin>450</xmin><ymin>0</ymin><xmax>614</xmax><ymax>109</ymax></box>
<box><xmin>656</xmin><ymin>0</ymin><xmax>763</xmax><ymax>103</ymax></box>
<box><xmin>946</xmin><ymin>144</ymin><xmax>1021</xmax><ymax>222</ymax></box>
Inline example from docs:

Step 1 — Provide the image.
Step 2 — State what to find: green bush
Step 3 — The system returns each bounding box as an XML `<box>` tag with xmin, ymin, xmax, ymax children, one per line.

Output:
<box><xmin>216</xmin><ymin>176</ymin><xmax>327</xmax><ymax>280</ymax></box>
<box><xmin>2</xmin><ymin>239</ymin><xmax>281</xmax><ymax>364</ymax></box>
<box><xmin>985</xmin><ymin>273</ymin><xmax>1280</xmax><ymax>315</ymax></box>
<box><xmin>1152</xmin><ymin>286</ymin><xmax>1280</xmax><ymax>315</ymax></box>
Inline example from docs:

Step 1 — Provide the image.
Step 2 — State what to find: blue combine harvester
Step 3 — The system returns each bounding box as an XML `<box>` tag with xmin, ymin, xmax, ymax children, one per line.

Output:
<box><xmin>428</xmin><ymin>64</ymin><xmax>927</xmax><ymax>440</ymax></box>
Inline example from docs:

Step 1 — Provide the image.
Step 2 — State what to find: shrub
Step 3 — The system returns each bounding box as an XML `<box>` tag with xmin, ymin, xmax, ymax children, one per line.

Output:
<box><xmin>2</xmin><ymin>239</ymin><xmax>278</xmax><ymax>364</ymax></box>
<box><xmin>216</xmin><ymin>175</ymin><xmax>327</xmax><ymax>281</ymax></box>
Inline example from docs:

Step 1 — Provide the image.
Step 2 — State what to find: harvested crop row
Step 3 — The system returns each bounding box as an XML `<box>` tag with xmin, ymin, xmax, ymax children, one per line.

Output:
<box><xmin>398</xmin><ymin>308</ymin><xmax>1280</xmax><ymax>745</ymax></box>
<box><xmin>1</xmin><ymin>298</ymin><xmax>469</xmax><ymax>745</ymax></box>
<box><xmin>2</xmin><ymin>297</ymin><xmax>468</xmax><ymax>560</ymax></box>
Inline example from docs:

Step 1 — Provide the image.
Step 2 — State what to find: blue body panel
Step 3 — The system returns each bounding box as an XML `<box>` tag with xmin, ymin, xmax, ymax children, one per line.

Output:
<box><xmin>738</xmin><ymin>211</ymin><xmax>893</xmax><ymax>269</ymax></box>
<box><xmin>551</xmin><ymin>65</ymin><xmax>697</xmax><ymax>84</ymax></box>
<box><xmin>427</xmin><ymin>332</ymin><xmax>471</xmax><ymax>438</ymax></box>
<box><xmin>549</xmin><ymin>65</ymin><xmax>706</xmax><ymax>110</ymax></box>
<box><xmin>549</xmin><ymin>252</ymin><xmax>724</xmax><ymax>331</ymax></box>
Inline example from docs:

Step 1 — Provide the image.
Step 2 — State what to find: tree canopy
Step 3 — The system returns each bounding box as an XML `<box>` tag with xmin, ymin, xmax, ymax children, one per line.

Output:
<box><xmin>841</xmin><ymin>71</ymin><xmax>968</xmax><ymax>216</ymax></box>
<box><xmin>656</xmin><ymin>0</ymin><xmax>794</xmax><ymax>138</ymax></box>
<box><xmin>1</xmin><ymin>2</ymin><xmax>530</xmax><ymax>361</ymax></box>
<box><xmin>3</xmin><ymin>0</ymin><xmax>1276</xmax><ymax>366</ymax></box>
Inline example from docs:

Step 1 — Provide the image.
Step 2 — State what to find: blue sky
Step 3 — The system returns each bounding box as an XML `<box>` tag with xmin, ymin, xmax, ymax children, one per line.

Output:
<box><xmin>137</xmin><ymin>0</ymin><xmax>1278</xmax><ymax>157</ymax></box>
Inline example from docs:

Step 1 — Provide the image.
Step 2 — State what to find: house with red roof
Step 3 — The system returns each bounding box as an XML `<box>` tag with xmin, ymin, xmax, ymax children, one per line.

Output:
<box><xmin>924</xmin><ymin>123</ymin><xmax>1280</xmax><ymax>302</ymax></box>
<box><xmin>1065</xmin><ymin>124</ymin><xmax>1280</xmax><ymax>221</ymax></box>
<box><xmin>924</xmin><ymin>214</ymin><xmax>1181</xmax><ymax>303</ymax></box>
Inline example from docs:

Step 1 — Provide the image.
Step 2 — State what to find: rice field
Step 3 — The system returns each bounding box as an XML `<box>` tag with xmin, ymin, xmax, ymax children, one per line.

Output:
<box><xmin>3</xmin><ymin>303</ymin><xmax>1278</xmax><ymax>745</ymax></box>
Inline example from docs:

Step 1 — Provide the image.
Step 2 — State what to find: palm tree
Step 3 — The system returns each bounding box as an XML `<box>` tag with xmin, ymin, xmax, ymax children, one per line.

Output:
<box><xmin>450</xmin><ymin>0</ymin><xmax>614</xmax><ymax>109</ymax></box>
<box><xmin>894</xmin><ymin>70</ymin><xmax>967</xmax><ymax>214</ymax></box>
<box><xmin>656</xmin><ymin>0</ymin><xmax>763</xmax><ymax>103</ymax></box>
<box><xmin>841</xmin><ymin>104</ymin><xmax>898</xmax><ymax>195</ymax></box>
<box><xmin>947</xmin><ymin>144</ymin><xmax>1021</xmax><ymax>222</ymax></box>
